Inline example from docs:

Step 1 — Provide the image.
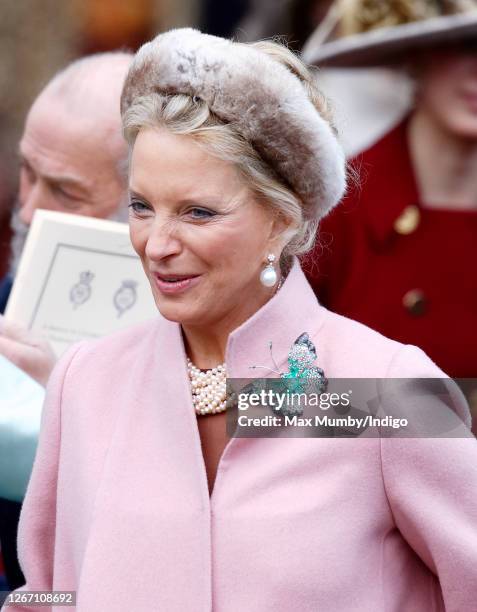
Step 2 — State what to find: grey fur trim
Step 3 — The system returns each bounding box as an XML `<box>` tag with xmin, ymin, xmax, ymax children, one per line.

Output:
<box><xmin>121</xmin><ymin>28</ymin><xmax>346</xmax><ymax>220</ymax></box>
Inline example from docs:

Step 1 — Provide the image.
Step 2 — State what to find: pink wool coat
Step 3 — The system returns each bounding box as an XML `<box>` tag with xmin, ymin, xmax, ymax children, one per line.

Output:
<box><xmin>4</xmin><ymin>261</ymin><xmax>477</xmax><ymax>611</ymax></box>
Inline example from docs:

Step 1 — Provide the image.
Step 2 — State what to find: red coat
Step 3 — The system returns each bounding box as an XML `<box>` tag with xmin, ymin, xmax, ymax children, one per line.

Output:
<box><xmin>303</xmin><ymin>118</ymin><xmax>477</xmax><ymax>378</ymax></box>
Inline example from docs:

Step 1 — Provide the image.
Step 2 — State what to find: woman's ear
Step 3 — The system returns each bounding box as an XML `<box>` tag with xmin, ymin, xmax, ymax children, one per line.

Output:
<box><xmin>267</xmin><ymin>213</ymin><xmax>296</xmax><ymax>253</ymax></box>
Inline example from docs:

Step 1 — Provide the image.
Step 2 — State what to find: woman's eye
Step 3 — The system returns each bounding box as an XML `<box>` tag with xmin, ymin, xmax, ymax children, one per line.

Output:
<box><xmin>128</xmin><ymin>200</ymin><xmax>151</xmax><ymax>215</ymax></box>
<box><xmin>188</xmin><ymin>207</ymin><xmax>216</xmax><ymax>220</ymax></box>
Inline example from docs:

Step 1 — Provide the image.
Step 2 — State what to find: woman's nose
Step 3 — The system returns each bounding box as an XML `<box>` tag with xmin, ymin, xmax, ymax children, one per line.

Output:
<box><xmin>144</xmin><ymin>219</ymin><xmax>182</xmax><ymax>261</ymax></box>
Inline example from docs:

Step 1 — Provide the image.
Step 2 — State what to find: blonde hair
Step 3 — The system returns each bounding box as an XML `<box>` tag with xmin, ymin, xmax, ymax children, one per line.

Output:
<box><xmin>123</xmin><ymin>39</ymin><xmax>337</xmax><ymax>260</ymax></box>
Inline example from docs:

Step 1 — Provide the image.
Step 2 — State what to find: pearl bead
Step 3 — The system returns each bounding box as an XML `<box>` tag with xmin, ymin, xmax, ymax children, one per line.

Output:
<box><xmin>260</xmin><ymin>265</ymin><xmax>277</xmax><ymax>287</ymax></box>
<box><xmin>187</xmin><ymin>356</ymin><xmax>227</xmax><ymax>416</ymax></box>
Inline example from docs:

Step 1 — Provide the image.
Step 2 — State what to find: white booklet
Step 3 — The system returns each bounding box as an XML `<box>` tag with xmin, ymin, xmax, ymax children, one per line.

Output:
<box><xmin>5</xmin><ymin>210</ymin><xmax>158</xmax><ymax>356</ymax></box>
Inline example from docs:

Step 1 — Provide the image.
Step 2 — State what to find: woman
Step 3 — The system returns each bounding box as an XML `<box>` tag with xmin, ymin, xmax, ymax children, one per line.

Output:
<box><xmin>302</xmin><ymin>0</ymin><xmax>477</xmax><ymax>380</ymax></box>
<box><xmin>5</xmin><ymin>29</ymin><xmax>477</xmax><ymax>612</ymax></box>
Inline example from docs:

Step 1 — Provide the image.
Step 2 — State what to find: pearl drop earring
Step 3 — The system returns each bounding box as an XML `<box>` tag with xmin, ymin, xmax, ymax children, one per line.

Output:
<box><xmin>260</xmin><ymin>254</ymin><xmax>278</xmax><ymax>287</ymax></box>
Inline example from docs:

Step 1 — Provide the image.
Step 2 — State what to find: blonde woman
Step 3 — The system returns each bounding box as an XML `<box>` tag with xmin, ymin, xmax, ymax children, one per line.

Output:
<box><xmin>6</xmin><ymin>29</ymin><xmax>477</xmax><ymax>612</ymax></box>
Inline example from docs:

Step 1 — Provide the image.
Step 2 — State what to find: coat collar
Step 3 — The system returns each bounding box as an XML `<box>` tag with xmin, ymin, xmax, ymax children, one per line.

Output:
<box><xmin>129</xmin><ymin>258</ymin><xmax>327</xmax><ymax>512</ymax></box>
<box><xmin>154</xmin><ymin>258</ymin><xmax>327</xmax><ymax>380</ymax></box>
<box><xmin>225</xmin><ymin>258</ymin><xmax>327</xmax><ymax>379</ymax></box>
<box><xmin>357</xmin><ymin>116</ymin><xmax>420</xmax><ymax>245</ymax></box>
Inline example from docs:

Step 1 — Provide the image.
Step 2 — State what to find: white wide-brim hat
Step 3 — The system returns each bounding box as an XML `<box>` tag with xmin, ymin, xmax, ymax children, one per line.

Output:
<box><xmin>303</xmin><ymin>0</ymin><xmax>477</xmax><ymax>67</ymax></box>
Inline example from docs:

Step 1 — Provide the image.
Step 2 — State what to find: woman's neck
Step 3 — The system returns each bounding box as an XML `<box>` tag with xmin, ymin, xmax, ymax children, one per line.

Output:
<box><xmin>181</xmin><ymin>281</ymin><xmax>279</xmax><ymax>369</ymax></box>
<box><xmin>407</xmin><ymin>108</ymin><xmax>477</xmax><ymax>211</ymax></box>
<box><xmin>181</xmin><ymin>325</ymin><xmax>227</xmax><ymax>370</ymax></box>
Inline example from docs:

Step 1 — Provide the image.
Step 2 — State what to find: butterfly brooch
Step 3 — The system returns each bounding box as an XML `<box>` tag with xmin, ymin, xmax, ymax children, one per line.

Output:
<box><xmin>249</xmin><ymin>332</ymin><xmax>327</xmax><ymax>416</ymax></box>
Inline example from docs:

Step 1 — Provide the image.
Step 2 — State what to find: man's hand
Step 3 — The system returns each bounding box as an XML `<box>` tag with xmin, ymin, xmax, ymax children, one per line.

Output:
<box><xmin>0</xmin><ymin>315</ymin><xmax>56</xmax><ymax>387</ymax></box>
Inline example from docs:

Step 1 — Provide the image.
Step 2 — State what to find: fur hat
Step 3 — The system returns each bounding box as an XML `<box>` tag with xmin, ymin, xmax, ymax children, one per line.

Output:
<box><xmin>120</xmin><ymin>28</ymin><xmax>346</xmax><ymax>221</ymax></box>
<box><xmin>303</xmin><ymin>0</ymin><xmax>477</xmax><ymax>67</ymax></box>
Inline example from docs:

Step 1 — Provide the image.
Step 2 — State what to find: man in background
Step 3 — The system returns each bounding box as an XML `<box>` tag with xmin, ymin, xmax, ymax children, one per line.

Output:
<box><xmin>0</xmin><ymin>50</ymin><xmax>133</xmax><ymax>378</ymax></box>
<box><xmin>0</xmin><ymin>50</ymin><xmax>132</xmax><ymax>592</ymax></box>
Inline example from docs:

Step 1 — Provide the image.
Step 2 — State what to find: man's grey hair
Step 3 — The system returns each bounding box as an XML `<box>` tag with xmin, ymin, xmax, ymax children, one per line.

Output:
<box><xmin>39</xmin><ymin>51</ymin><xmax>133</xmax><ymax>189</ymax></box>
<box><xmin>10</xmin><ymin>52</ymin><xmax>134</xmax><ymax>276</ymax></box>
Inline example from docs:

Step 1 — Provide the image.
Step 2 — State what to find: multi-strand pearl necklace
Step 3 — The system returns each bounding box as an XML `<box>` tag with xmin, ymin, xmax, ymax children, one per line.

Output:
<box><xmin>187</xmin><ymin>358</ymin><xmax>227</xmax><ymax>416</ymax></box>
<box><xmin>186</xmin><ymin>275</ymin><xmax>284</xmax><ymax>416</ymax></box>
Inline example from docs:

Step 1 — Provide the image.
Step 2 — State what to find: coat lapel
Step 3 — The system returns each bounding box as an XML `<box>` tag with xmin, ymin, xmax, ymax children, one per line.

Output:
<box><xmin>77</xmin><ymin>318</ymin><xmax>212</xmax><ymax>611</ymax></box>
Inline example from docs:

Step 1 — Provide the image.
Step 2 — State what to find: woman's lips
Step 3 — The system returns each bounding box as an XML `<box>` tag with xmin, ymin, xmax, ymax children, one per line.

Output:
<box><xmin>152</xmin><ymin>273</ymin><xmax>201</xmax><ymax>295</ymax></box>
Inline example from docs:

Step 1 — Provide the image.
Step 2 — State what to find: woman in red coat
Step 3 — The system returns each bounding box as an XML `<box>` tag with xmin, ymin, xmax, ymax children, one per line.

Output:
<box><xmin>303</xmin><ymin>0</ymin><xmax>477</xmax><ymax>380</ymax></box>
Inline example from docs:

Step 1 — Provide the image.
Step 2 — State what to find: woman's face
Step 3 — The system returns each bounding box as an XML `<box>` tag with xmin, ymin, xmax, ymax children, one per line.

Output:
<box><xmin>128</xmin><ymin>127</ymin><xmax>285</xmax><ymax>329</ymax></box>
<box><xmin>416</xmin><ymin>49</ymin><xmax>477</xmax><ymax>138</ymax></box>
